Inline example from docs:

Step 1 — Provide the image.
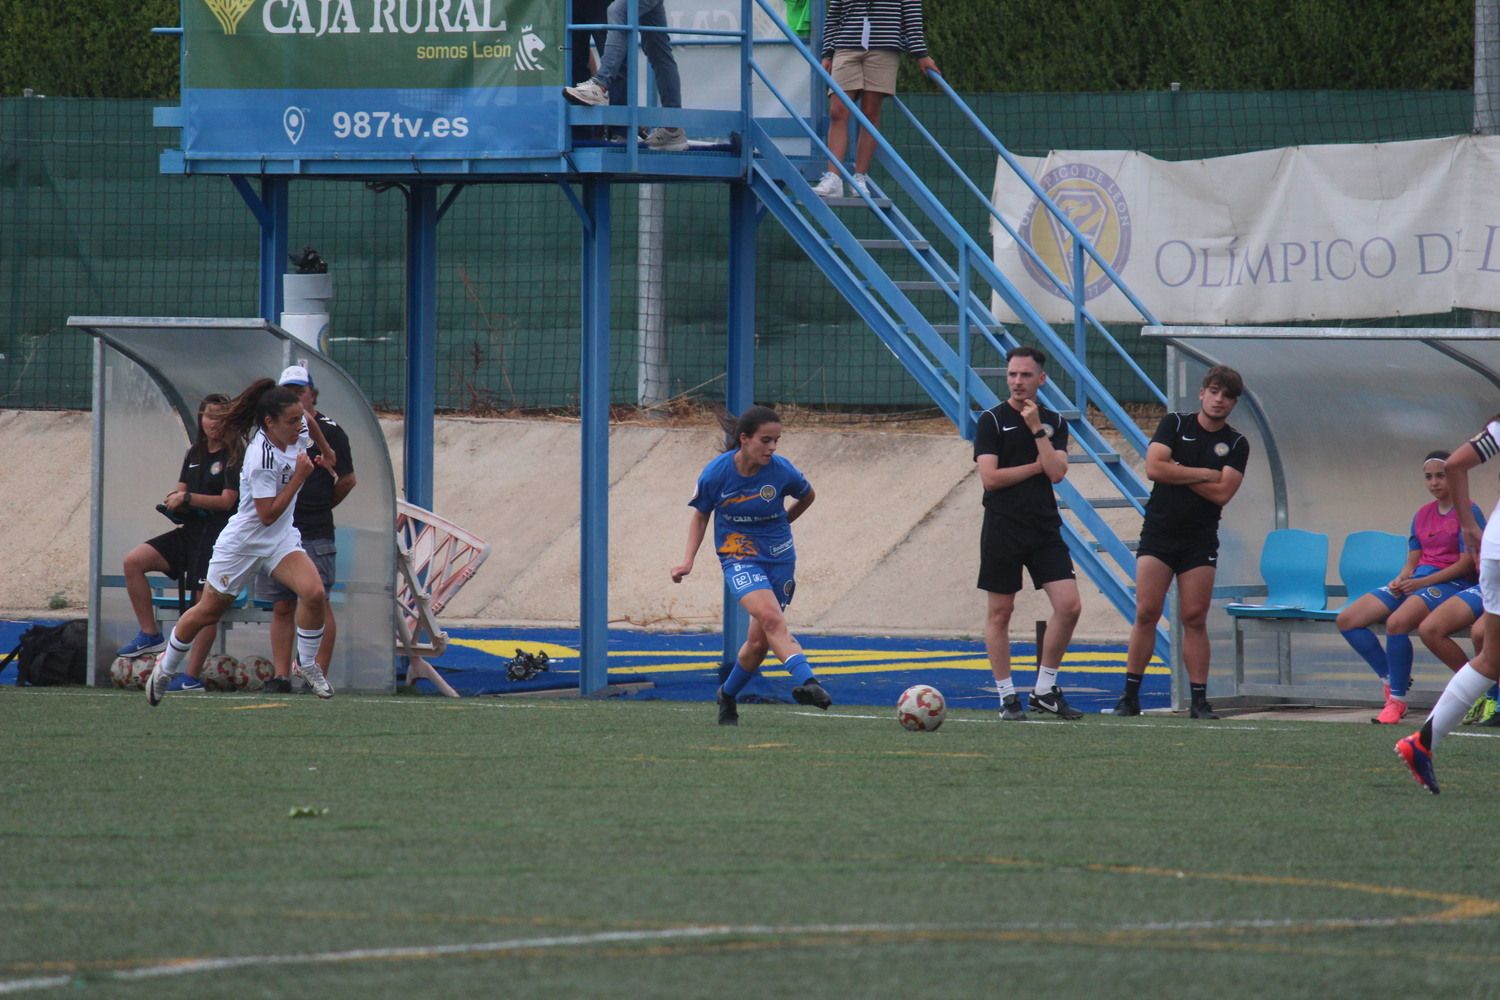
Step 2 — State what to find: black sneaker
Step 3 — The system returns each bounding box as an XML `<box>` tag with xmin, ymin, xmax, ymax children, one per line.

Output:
<box><xmin>1110</xmin><ymin>694</ymin><xmax>1141</xmax><ymax>716</ymax></box>
<box><xmin>792</xmin><ymin>679</ymin><xmax>833</xmax><ymax>710</ymax></box>
<box><xmin>1190</xmin><ymin>698</ymin><xmax>1219</xmax><ymax>720</ymax></box>
<box><xmin>716</xmin><ymin>686</ymin><xmax>739</xmax><ymax>726</ymax></box>
<box><xmin>1030</xmin><ymin>686</ymin><xmax>1083</xmax><ymax>720</ymax></box>
<box><xmin>264</xmin><ymin>676</ymin><xmax>292</xmax><ymax>694</ymax></box>
<box><xmin>1482</xmin><ymin>711</ymin><xmax>1500</xmax><ymax>728</ymax></box>
<box><xmin>999</xmin><ymin>693</ymin><xmax>1027</xmax><ymax>721</ymax></box>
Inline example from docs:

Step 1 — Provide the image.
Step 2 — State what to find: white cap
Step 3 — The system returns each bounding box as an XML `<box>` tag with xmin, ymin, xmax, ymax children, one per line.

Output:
<box><xmin>278</xmin><ymin>364</ymin><xmax>313</xmax><ymax>387</ymax></box>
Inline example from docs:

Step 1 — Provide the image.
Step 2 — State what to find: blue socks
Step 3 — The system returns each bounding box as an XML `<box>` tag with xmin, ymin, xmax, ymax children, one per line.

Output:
<box><xmin>1340</xmin><ymin>627</ymin><xmax>1388</xmax><ymax>681</ymax></box>
<box><xmin>783</xmin><ymin>652</ymin><xmax>815</xmax><ymax>687</ymax></box>
<box><xmin>1386</xmin><ymin>633</ymin><xmax>1414</xmax><ymax>698</ymax></box>
<box><xmin>722</xmin><ymin>653</ymin><xmax>816</xmax><ymax>698</ymax></box>
<box><xmin>722</xmin><ymin>664</ymin><xmax>754</xmax><ymax>698</ymax></box>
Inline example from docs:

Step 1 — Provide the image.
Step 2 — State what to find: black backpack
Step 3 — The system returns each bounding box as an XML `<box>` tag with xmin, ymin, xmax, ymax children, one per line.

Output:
<box><xmin>2</xmin><ymin>619</ymin><xmax>89</xmax><ymax>686</ymax></box>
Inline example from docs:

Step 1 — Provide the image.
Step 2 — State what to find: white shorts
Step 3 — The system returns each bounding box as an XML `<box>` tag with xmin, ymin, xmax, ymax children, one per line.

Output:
<box><xmin>204</xmin><ymin>533</ymin><xmax>304</xmax><ymax>598</ymax></box>
<box><xmin>1480</xmin><ymin>557</ymin><xmax>1500</xmax><ymax>615</ymax></box>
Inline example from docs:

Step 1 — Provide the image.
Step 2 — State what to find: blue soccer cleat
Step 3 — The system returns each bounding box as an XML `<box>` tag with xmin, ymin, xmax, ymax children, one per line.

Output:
<box><xmin>1395</xmin><ymin>733</ymin><xmax>1439</xmax><ymax>794</ymax></box>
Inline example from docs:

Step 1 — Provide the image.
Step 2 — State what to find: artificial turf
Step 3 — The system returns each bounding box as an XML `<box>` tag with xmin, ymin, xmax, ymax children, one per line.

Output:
<box><xmin>2</xmin><ymin>686</ymin><xmax>1497</xmax><ymax>998</ymax></box>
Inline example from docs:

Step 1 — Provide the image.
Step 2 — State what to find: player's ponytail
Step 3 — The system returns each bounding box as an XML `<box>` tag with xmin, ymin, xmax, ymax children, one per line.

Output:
<box><xmin>216</xmin><ymin>378</ymin><xmax>278</xmax><ymax>443</ymax></box>
<box><xmin>718</xmin><ymin>405</ymin><xmax>781</xmax><ymax>452</ymax></box>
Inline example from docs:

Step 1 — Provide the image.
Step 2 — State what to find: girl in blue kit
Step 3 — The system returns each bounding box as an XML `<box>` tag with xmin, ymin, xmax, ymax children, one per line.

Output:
<box><xmin>671</xmin><ymin>406</ymin><xmax>829</xmax><ymax>725</ymax></box>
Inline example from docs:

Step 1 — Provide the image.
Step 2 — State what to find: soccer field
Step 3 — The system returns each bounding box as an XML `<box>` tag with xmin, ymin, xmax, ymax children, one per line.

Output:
<box><xmin>3</xmin><ymin>688</ymin><xmax>1497</xmax><ymax>998</ymax></box>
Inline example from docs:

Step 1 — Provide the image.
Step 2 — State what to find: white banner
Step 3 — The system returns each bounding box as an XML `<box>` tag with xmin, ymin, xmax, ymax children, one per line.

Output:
<box><xmin>990</xmin><ymin>135</ymin><xmax>1500</xmax><ymax>324</ymax></box>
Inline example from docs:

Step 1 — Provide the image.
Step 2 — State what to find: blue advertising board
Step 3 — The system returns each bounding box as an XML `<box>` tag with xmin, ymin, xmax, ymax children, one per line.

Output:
<box><xmin>180</xmin><ymin>0</ymin><xmax>565</xmax><ymax>163</ymax></box>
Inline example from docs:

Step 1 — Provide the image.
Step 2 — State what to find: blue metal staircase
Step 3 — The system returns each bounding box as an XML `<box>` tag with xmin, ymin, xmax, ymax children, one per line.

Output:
<box><xmin>744</xmin><ymin>3</ymin><xmax>1171</xmax><ymax>661</ymax></box>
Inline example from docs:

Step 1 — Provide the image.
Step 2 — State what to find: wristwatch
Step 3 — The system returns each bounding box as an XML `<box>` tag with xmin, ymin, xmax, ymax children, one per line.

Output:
<box><xmin>1032</xmin><ymin>427</ymin><xmax>1047</xmax><ymax>439</ymax></box>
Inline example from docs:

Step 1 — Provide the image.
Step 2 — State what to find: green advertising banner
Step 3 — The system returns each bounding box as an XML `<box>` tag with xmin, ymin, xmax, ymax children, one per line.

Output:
<box><xmin>181</xmin><ymin>0</ymin><xmax>566</xmax><ymax>160</ymax></box>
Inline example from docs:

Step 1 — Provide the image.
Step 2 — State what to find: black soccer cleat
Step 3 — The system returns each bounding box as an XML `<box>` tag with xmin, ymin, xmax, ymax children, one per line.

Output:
<box><xmin>1030</xmin><ymin>686</ymin><xmax>1083</xmax><ymax>720</ymax></box>
<box><xmin>1190</xmin><ymin>698</ymin><xmax>1219</xmax><ymax>720</ymax></box>
<box><xmin>792</xmin><ymin>679</ymin><xmax>833</xmax><ymax>710</ymax></box>
<box><xmin>1110</xmin><ymin>694</ymin><xmax>1141</xmax><ymax>716</ymax></box>
<box><xmin>999</xmin><ymin>693</ymin><xmax>1027</xmax><ymax>721</ymax></box>
<box><xmin>716</xmin><ymin>686</ymin><xmax>739</xmax><ymax>726</ymax></box>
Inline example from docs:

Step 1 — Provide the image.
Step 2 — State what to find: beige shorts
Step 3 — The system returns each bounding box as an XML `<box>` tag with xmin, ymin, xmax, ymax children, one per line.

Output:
<box><xmin>830</xmin><ymin>48</ymin><xmax>900</xmax><ymax>97</ymax></box>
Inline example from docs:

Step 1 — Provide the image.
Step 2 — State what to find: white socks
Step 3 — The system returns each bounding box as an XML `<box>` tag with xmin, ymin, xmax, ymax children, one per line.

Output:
<box><xmin>1034</xmin><ymin>665</ymin><xmax>1059</xmax><ymax>696</ymax></box>
<box><xmin>158</xmin><ymin>629</ymin><xmax>191</xmax><ymax>676</ymax></box>
<box><xmin>1426</xmin><ymin>663</ymin><xmax>1493</xmax><ymax>750</ymax></box>
<box><xmin>296</xmin><ymin>626</ymin><xmax>325</xmax><ymax>672</ymax></box>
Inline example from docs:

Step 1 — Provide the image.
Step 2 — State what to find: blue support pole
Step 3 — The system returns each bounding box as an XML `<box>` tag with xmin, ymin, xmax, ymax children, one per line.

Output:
<box><xmin>722</xmin><ymin>182</ymin><xmax>758</xmax><ymax>673</ymax></box>
<box><xmin>258</xmin><ymin>177</ymin><xmax>288</xmax><ymax>323</ymax></box>
<box><xmin>404</xmin><ymin>182</ymin><xmax>438</xmax><ymax>510</ymax></box>
<box><xmin>1072</xmin><ymin>237</ymin><xmax>1087</xmax><ymax>414</ymax></box>
<box><xmin>579</xmin><ymin>179</ymin><xmax>612</xmax><ymax>696</ymax></box>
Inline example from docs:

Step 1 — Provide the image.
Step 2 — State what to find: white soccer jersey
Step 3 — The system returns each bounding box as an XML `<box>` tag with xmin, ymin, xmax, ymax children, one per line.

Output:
<box><xmin>211</xmin><ymin>425</ymin><xmax>313</xmax><ymax>557</ymax></box>
<box><xmin>1473</xmin><ymin>419</ymin><xmax>1500</xmax><ymax>560</ymax></box>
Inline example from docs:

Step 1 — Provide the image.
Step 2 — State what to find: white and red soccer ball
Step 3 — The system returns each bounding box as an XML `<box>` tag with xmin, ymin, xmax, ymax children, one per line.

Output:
<box><xmin>235</xmin><ymin>655</ymin><xmax>276</xmax><ymax>692</ymax></box>
<box><xmin>110</xmin><ymin>653</ymin><xmax>155</xmax><ymax>690</ymax></box>
<box><xmin>199</xmin><ymin>654</ymin><xmax>238</xmax><ymax>691</ymax></box>
<box><xmin>896</xmin><ymin>684</ymin><xmax>946</xmax><ymax>732</ymax></box>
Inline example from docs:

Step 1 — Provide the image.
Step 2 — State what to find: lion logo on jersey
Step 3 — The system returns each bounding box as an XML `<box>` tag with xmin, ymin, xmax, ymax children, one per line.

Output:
<box><xmin>718</xmin><ymin>533</ymin><xmax>759</xmax><ymax>559</ymax></box>
<box><xmin>1214</xmin><ymin>442</ymin><xmax>1230</xmax><ymax>457</ymax></box>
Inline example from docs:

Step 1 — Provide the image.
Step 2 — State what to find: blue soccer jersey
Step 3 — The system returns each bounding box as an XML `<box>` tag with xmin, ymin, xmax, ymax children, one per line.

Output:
<box><xmin>688</xmin><ymin>450</ymin><xmax>811</xmax><ymax>566</ymax></box>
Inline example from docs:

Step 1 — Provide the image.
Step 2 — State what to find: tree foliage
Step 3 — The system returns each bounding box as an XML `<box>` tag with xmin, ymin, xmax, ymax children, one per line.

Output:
<box><xmin>0</xmin><ymin>0</ymin><xmax>1479</xmax><ymax>98</ymax></box>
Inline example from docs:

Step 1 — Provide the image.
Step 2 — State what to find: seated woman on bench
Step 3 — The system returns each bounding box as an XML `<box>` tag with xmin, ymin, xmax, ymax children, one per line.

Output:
<box><xmin>115</xmin><ymin>393</ymin><xmax>240</xmax><ymax>691</ymax></box>
<box><xmin>1337</xmin><ymin>450</ymin><xmax>1485</xmax><ymax>724</ymax></box>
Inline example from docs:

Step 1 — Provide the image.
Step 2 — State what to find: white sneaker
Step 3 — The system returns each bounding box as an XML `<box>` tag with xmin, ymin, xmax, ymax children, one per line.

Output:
<box><xmin>850</xmin><ymin>173</ymin><xmax>870</xmax><ymax>197</ymax></box>
<box><xmin>644</xmin><ymin>126</ymin><xmax>688</xmax><ymax>151</ymax></box>
<box><xmin>294</xmin><ymin>659</ymin><xmax>335</xmax><ymax>700</ymax></box>
<box><xmin>146</xmin><ymin>660</ymin><xmax>172</xmax><ymax>707</ymax></box>
<box><xmin>563</xmin><ymin>79</ymin><xmax>609</xmax><ymax>106</ymax></box>
<box><xmin>811</xmin><ymin>170</ymin><xmax>844</xmax><ymax>200</ymax></box>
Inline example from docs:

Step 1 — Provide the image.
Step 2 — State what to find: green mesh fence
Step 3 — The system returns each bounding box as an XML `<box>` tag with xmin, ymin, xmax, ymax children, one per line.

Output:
<box><xmin>0</xmin><ymin>90</ymin><xmax>1475</xmax><ymax>413</ymax></box>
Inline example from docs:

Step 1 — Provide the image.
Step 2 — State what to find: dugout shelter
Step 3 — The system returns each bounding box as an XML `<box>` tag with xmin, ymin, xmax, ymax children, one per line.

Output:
<box><xmin>1146</xmin><ymin>326</ymin><xmax>1500</xmax><ymax>708</ymax></box>
<box><xmin>73</xmin><ymin>316</ymin><xmax>399</xmax><ymax>693</ymax></box>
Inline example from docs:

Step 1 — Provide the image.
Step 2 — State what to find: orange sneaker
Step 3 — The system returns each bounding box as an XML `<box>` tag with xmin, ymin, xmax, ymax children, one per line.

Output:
<box><xmin>1373</xmin><ymin>698</ymin><xmax>1408</xmax><ymax>725</ymax></box>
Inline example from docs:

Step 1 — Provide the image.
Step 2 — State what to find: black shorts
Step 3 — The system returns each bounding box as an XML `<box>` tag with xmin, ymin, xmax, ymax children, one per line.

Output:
<box><xmin>977</xmin><ymin>513</ymin><xmax>1076</xmax><ymax>595</ymax></box>
<box><xmin>1136</xmin><ymin>528</ymin><xmax>1219</xmax><ymax>575</ymax></box>
<box><xmin>145</xmin><ymin>529</ymin><xmax>215</xmax><ymax>590</ymax></box>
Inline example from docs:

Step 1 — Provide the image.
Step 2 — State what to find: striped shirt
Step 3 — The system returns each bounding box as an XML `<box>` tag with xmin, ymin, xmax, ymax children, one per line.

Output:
<box><xmin>822</xmin><ymin>0</ymin><xmax>930</xmax><ymax>58</ymax></box>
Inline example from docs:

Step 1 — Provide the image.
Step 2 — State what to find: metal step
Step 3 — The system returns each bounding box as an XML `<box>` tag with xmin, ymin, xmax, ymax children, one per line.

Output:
<box><xmin>1069</xmin><ymin>452</ymin><xmax>1121</xmax><ymax>464</ymax></box>
<box><xmin>892</xmin><ymin>279</ymin><xmax>960</xmax><ymax>292</ymax></box>
<box><xmin>859</xmin><ymin>238</ymin><xmax>931</xmax><ymax>251</ymax></box>
<box><xmin>1092</xmin><ymin>538</ymin><xmax>1139</xmax><ymax>552</ymax></box>
<box><xmin>824</xmin><ymin>195</ymin><xmax>892</xmax><ymax>209</ymax></box>
<box><xmin>1057</xmin><ymin>495</ymin><xmax>1147</xmax><ymax>510</ymax></box>
<box><xmin>935</xmin><ymin>324</ymin><xmax>1002</xmax><ymax>336</ymax></box>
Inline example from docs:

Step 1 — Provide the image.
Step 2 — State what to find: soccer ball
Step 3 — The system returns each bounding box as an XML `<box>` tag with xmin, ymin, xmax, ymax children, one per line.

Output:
<box><xmin>896</xmin><ymin>684</ymin><xmax>947</xmax><ymax>732</ymax></box>
<box><xmin>111</xmin><ymin>653</ymin><xmax>154</xmax><ymax>690</ymax></box>
<box><xmin>199</xmin><ymin>654</ymin><xmax>239</xmax><ymax>692</ymax></box>
<box><xmin>235</xmin><ymin>655</ymin><xmax>276</xmax><ymax>692</ymax></box>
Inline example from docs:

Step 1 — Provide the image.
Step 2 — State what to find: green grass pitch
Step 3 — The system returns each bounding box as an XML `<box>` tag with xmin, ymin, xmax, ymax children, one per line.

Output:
<box><xmin>3</xmin><ymin>687</ymin><xmax>1498</xmax><ymax>998</ymax></box>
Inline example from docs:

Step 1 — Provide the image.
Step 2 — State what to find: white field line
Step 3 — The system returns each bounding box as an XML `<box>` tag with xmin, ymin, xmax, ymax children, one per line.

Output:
<box><xmin>0</xmin><ymin>913</ymin><xmax>1456</xmax><ymax>995</ymax></box>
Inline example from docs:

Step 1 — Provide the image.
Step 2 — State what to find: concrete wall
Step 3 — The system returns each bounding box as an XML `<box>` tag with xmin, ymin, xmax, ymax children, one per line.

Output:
<box><xmin>4</xmin><ymin>409</ymin><xmax>1137</xmax><ymax>640</ymax></box>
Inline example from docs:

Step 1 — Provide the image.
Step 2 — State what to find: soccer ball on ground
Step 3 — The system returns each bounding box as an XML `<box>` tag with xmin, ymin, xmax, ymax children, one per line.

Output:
<box><xmin>111</xmin><ymin>653</ymin><xmax>155</xmax><ymax>690</ymax></box>
<box><xmin>235</xmin><ymin>655</ymin><xmax>276</xmax><ymax>692</ymax></box>
<box><xmin>199</xmin><ymin>654</ymin><xmax>239</xmax><ymax>692</ymax></box>
<box><xmin>897</xmin><ymin>684</ymin><xmax>947</xmax><ymax>732</ymax></box>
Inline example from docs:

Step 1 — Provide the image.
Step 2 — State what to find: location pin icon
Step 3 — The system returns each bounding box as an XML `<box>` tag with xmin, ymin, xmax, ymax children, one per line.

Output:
<box><xmin>283</xmin><ymin>106</ymin><xmax>305</xmax><ymax>145</ymax></box>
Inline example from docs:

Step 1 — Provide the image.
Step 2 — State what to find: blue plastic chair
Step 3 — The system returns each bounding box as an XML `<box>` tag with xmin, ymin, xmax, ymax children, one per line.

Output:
<box><xmin>1226</xmin><ymin>528</ymin><xmax>1329</xmax><ymax>619</ymax></box>
<box><xmin>1300</xmin><ymin>530</ymin><xmax>1409</xmax><ymax>621</ymax></box>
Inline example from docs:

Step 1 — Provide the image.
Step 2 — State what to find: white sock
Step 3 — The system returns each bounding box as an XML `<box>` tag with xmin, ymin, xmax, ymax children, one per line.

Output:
<box><xmin>158</xmin><ymin>629</ymin><xmax>191</xmax><ymax>677</ymax></box>
<box><xmin>1034</xmin><ymin>665</ymin><xmax>1059</xmax><ymax>696</ymax></box>
<box><xmin>995</xmin><ymin>677</ymin><xmax>1016</xmax><ymax>703</ymax></box>
<box><xmin>296</xmin><ymin>626</ymin><xmax>325</xmax><ymax>672</ymax></box>
<box><xmin>1428</xmin><ymin>664</ymin><xmax>1493</xmax><ymax>750</ymax></box>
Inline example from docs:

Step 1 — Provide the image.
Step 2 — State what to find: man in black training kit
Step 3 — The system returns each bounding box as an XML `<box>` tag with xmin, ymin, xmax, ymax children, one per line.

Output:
<box><xmin>974</xmin><ymin>346</ymin><xmax>1084</xmax><ymax>722</ymax></box>
<box><xmin>1113</xmin><ymin>365</ymin><xmax>1248</xmax><ymax>719</ymax></box>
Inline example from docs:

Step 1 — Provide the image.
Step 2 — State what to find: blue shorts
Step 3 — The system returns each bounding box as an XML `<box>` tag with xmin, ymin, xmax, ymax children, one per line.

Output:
<box><xmin>1453</xmin><ymin>584</ymin><xmax>1485</xmax><ymax>618</ymax></box>
<box><xmin>1372</xmin><ymin>565</ymin><xmax>1475</xmax><ymax>612</ymax></box>
<box><xmin>722</xmin><ymin>559</ymin><xmax>796</xmax><ymax>609</ymax></box>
